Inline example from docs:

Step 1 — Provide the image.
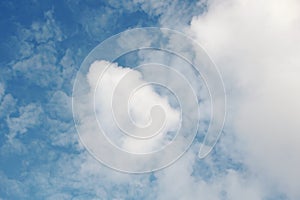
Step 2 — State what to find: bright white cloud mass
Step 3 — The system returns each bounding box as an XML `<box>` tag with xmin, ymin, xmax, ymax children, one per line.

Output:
<box><xmin>87</xmin><ymin>60</ymin><xmax>181</xmax><ymax>154</ymax></box>
<box><xmin>189</xmin><ymin>0</ymin><xmax>300</xmax><ymax>198</ymax></box>
<box><xmin>1</xmin><ymin>0</ymin><xmax>300</xmax><ymax>199</ymax></box>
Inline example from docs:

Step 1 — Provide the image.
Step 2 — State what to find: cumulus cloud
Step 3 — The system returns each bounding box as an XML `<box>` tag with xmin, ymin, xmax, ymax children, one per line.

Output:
<box><xmin>189</xmin><ymin>0</ymin><xmax>300</xmax><ymax>198</ymax></box>
<box><xmin>86</xmin><ymin>60</ymin><xmax>180</xmax><ymax>154</ymax></box>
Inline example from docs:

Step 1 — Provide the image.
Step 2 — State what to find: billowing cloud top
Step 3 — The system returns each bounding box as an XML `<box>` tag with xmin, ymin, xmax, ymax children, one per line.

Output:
<box><xmin>87</xmin><ymin>60</ymin><xmax>181</xmax><ymax>154</ymax></box>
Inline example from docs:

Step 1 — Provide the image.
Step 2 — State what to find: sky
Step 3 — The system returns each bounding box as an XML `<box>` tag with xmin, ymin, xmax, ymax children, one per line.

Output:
<box><xmin>1</xmin><ymin>0</ymin><xmax>300</xmax><ymax>199</ymax></box>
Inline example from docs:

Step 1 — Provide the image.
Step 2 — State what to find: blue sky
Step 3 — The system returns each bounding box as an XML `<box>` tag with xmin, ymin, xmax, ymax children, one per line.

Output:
<box><xmin>1</xmin><ymin>0</ymin><xmax>300</xmax><ymax>199</ymax></box>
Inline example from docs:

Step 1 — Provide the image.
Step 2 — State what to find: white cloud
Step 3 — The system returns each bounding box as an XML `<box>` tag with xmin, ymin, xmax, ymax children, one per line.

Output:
<box><xmin>12</xmin><ymin>44</ymin><xmax>63</xmax><ymax>88</ymax></box>
<box><xmin>86</xmin><ymin>60</ymin><xmax>181</xmax><ymax>154</ymax></box>
<box><xmin>20</xmin><ymin>10</ymin><xmax>64</xmax><ymax>44</ymax></box>
<box><xmin>190</xmin><ymin>0</ymin><xmax>300</xmax><ymax>198</ymax></box>
<box><xmin>154</xmin><ymin>147</ymin><xmax>267</xmax><ymax>200</ymax></box>
<box><xmin>47</xmin><ymin>91</ymin><xmax>72</xmax><ymax>122</ymax></box>
<box><xmin>12</xmin><ymin>10</ymin><xmax>65</xmax><ymax>88</ymax></box>
<box><xmin>7</xmin><ymin>103</ymin><xmax>43</xmax><ymax>139</ymax></box>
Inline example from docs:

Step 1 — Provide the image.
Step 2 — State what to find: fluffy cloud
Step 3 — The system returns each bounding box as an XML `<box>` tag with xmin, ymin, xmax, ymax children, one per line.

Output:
<box><xmin>85</xmin><ymin>60</ymin><xmax>181</xmax><ymax>154</ymax></box>
<box><xmin>190</xmin><ymin>0</ymin><xmax>300</xmax><ymax>198</ymax></box>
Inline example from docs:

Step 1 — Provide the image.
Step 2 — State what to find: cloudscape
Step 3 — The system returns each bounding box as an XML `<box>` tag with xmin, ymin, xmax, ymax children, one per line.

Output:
<box><xmin>1</xmin><ymin>0</ymin><xmax>299</xmax><ymax>199</ymax></box>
